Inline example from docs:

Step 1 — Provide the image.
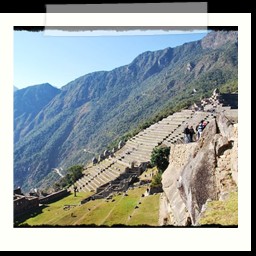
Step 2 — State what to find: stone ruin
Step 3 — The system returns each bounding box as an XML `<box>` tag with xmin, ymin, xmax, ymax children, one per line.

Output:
<box><xmin>103</xmin><ymin>149</ymin><xmax>110</xmax><ymax>158</ymax></box>
<box><xmin>118</xmin><ymin>140</ymin><xmax>125</xmax><ymax>149</ymax></box>
<box><xmin>80</xmin><ymin>165</ymin><xmax>143</xmax><ymax>204</ymax></box>
<box><xmin>98</xmin><ymin>153</ymin><xmax>104</xmax><ymax>162</ymax></box>
<box><xmin>72</xmin><ymin>91</ymin><xmax>237</xmax><ymax>215</ymax></box>
<box><xmin>92</xmin><ymin>157</ymin><xmax>98</xmax><ymax>165</ymax></box>
<box><xmin>190</xmin><ymin>88</ymin><xmax>237</xmax><ymax>113</ymax></box>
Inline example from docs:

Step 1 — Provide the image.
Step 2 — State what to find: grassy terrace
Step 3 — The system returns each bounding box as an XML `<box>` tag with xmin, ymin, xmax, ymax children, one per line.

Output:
<box><xmin>17</xmin><ymin>186</ymin><xmax>160</xmax><ymax>227</ymax></box>
<box><xmin>15</xmin><ymin>191</ymin><xmax>92</xmax><ymax>226</ymax></box>
<box><xmin>199</xmin><ymin>192</ymin><xmax>238</xmax><ymax>226</ymax></box>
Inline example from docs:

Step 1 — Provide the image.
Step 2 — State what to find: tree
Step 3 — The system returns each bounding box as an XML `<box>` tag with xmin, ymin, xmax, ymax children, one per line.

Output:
<box><xmin>74</xmin><ymin>185</ymin><xmax>78</xmax><ymax>197</ymax></box>
<box><xmin>53</xmin><ymin>165</ymin><xmax>83</xmax><ymax>190</ymax></box>
<box><xmin>68</xmin><ymin>165</ymin><xmax>83</xmax><ymax>183</ymax></box>
<box><xmin>150</xmin><ymin>146</ymin><xmax>170</xmax><ymax>173</ymax></box>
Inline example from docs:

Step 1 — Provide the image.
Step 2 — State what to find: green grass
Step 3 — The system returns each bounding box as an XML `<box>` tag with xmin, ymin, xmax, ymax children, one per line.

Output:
<box><xmin>127</xmin><ymin>193</ymin><xmax>160</xmax><ymax>226</ymax></box>
<box><xmin>50</xmin><ymin>198</ymin><xmax>107</xmax><ymax>226</ymax></box>
<box><xmin>139</xmin><ymin>167</ymin><xmax>157</xmax><ymax>182</ymax></box>
<box><xmin>16</xmin><ymin>191</ymin><xmax>92</xmax><ymax>226</ymax></box>
<box><xmin>17</xmin><ymin>186</ymin><xmax>160</xmax><ymax>227</ymax></box>
<box><xmin>199</xmin><ymin>192</ymin><xmax>238</xmax><ymax>226</ymax></box>
<box><xmin>102</xmin><ymin>187</ymin><xmax>146</xmax><ymax>226</ymax></box>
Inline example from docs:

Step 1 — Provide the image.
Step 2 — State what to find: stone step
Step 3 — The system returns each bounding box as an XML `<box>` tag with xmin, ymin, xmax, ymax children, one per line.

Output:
<box><xmin>94</xmin><ymin>174</ymin><xmax>108</xmax><ymax>185</ymax></box>
<box><xmin>107</xmin><ymin>167</ymin><xmax>121</xmax><ymax>177</ymax></box>
<box><xmin>123</xmin><ymin>154</ymin><xmax>149</xmax><ymax>163</ymax></box>
<box><xmin>137</xmin><ymin>132</ymin><xmax>172</xmax><ymax>139</ymax></box>
<box><xmin>78</xmin><ymin>179</ymin><xmax>95</xmax><ymax>192</ymax></box>
<box><xmin>143</xmin><ymin>133</ymin><xmax>174</xmax><ymax>139</ymax></box>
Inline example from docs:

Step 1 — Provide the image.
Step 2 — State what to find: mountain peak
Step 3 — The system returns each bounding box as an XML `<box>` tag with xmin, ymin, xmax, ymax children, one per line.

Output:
<box><xmin>18</xmin><ymin>82</ymin><xmax>57</xmax><ymax>91</ymax></box>
<box><xmin>201</xmin><ymin>30</ymin><xmax>238</xmax><ymax>49</ymax></box>
<box><xmin>14</xmin><ymin>82</ymin><xmax>61</xmax><ymax>143</ymax></box>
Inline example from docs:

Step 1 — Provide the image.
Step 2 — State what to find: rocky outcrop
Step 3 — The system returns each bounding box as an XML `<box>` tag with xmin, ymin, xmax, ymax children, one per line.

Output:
<box><xmin>201</xmin><ymin>30</ymin><xmax>238</xmax><ymax>50</ymax></box>
<box><xmin>161</xmin><ymin>143</ymin><xmax>197</xmax><ymax>225</ymax></box>
<box><xmin>161</xmin><ymin>112</ymin><xmax>238</xmax><ymax>226</ymax></box>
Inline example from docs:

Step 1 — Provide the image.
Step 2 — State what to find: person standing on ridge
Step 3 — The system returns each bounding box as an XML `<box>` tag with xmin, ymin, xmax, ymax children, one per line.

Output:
<box><xmin>183</xmin><ymin>125</ymin><xmax>190</xmax><ymax>143</ymax></box>
<box><xmin>189</xmin><ymin>125</ymin><xmax>195</xmax><ymax>142</ymax></box>
<box><xmin>197</xmin><ymin>120</ymin><xmax>205</xmax><ymax>140</ymax></box>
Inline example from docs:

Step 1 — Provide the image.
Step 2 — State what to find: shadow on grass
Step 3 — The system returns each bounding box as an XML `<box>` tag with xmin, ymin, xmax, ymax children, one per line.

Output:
<box><xmin>14</xmin><ymin>204</ymin><xmax>49</xmax><ymax>227</ymax></box>
<box><xmin>16</xmin><ymin>223</ymin><xmax>238</xmax><ymax>228</ymax></box>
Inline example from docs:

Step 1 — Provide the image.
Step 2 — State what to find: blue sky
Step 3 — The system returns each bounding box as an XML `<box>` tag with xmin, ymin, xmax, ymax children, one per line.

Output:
<box><xmin>14</xmin><ymin>30</ymin><xmax>208</xmax><ymax>89</ymax></box>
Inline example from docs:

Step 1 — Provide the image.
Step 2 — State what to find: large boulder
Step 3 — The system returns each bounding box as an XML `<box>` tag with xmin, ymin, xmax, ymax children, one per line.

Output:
<box><xmin>179</xmin><ymin>119</ymin><xmax>218</xmax><ymax>225</ymax></box>
<box><xmin>162</xmin><ymin>112</ymin><xmax>238</xmax><ymax>226</ymax></box>
<box><xmin>230</xmin><ymin>124</ymin><xmax>238</xmax><ymax>185</ymax></box>
<box><xmin>216</xmin><ymin>113</ymin><xmax>234</xmax><ymax>138</ymax></box>
<box><xmin>162</xmin><ymin>143</ymin><xmax>197</xmax><ymax>225</ymax></box>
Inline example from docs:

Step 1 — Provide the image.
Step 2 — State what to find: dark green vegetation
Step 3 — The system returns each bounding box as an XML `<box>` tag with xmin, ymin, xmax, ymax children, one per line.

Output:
<box><xmin>53</xmin><ymin>165</ymin><xmax>83</xmax><ymax>191</ymax></box>
<box><xmin>150</xmin><ymin>146</ymin><xmax>170</xmax><ymax>173</ymax></box>
<box><xmin>149</xmin><ymin>146</ymin><xmax>170</xmax><ymax>189</ymax></box>
<box><xmin>150</xmin><ymin>173</ymin><xmax>163</xmax><ymax>189</ymax></box>
<box><xmin>14</xmin><ymin>83</ymin><xmax>60</xmax><ymax>143</ymax></box>
<box><xmin>14</xmin><ymin>31</ymin><xmax>238</xmax><ymax>192</ymax></box>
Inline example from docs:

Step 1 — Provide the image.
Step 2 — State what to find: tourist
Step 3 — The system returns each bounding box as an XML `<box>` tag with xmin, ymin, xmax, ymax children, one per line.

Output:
<box><xmin>183</xmin><ymin>125</ymin><xmax>190</xmax><ymax>143</ymax></box>
<box><xmin>203</xmin><ymin>120</ymin><xmax>209</xmax><ymax>128</ymax></box>
<box><xmin>197</xmin><ymin>120</ymin><xmax>204</xmax><ymax>140</ymax></box>
<box><xmin>189</xmin><ymin>126</ymin><xmax>195</xmax><ymax>142</ymax></box>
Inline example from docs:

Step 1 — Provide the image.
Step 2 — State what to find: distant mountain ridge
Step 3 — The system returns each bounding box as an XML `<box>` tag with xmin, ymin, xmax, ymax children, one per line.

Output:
<box><xmin>14</xmin><ymin>83</ymin><xmax>60</xmax><ymax>142</ymax></box>
<box><xmin>14</xmin><ymin>30</ymin><xmax>238</xmax><ymax>192</ymax></box>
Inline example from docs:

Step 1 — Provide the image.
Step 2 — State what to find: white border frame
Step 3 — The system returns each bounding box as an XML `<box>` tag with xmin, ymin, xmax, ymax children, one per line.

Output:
<box><xmin>0</xmin><ymin>13</ymin><xmax>251</xmax><ymax>251</ymax></box>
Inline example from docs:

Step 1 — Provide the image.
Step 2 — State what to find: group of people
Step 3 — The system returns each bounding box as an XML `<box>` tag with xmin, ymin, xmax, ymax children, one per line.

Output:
<box><xmin>183</xmin><ymin>120</ymin><xmax>208</xmax><ymax>143</ymax></box>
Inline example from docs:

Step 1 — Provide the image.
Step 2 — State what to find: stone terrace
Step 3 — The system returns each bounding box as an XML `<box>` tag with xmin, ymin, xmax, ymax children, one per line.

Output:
<box><xmin>71</xmin><ymin>101</ymin><xmax>237</xmax><ymax>194</ymax></box>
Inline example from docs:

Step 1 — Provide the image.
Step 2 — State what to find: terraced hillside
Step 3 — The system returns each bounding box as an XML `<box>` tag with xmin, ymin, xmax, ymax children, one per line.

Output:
<box><xmin>14</xmin><ymin>30</ymin><xmax>238</xmax><ymax>192</ymax></box>
<box><xmin>16</xmin><ymin>93</ymin><xmax>238</xmax><ymax>227</ymax></box>
<box><xmin>70</xmin><ymin>109</ymin><xmax>198</xmax><ymax>194</ymax></box>
<box><xmin>71</xmin><ymin>96</ymin><xmax>237</xmax><ymax>195</ymax></box>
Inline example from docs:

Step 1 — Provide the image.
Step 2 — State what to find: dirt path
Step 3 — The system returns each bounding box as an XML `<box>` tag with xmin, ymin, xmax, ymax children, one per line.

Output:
<box><xmin>53</xmin><ymin>168</ymin><xmax>64</xmax><ymax>178</ymax></box>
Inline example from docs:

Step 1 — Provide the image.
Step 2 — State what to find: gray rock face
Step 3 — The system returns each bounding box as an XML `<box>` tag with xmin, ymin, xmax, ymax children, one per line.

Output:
<box><xmin>162</xmin><ymin>112</ymin><xmax>238</xmax><ymax>226</ymax></box>
<box><xmin>217</xmin><ymin>113</ymin><xmax>234</xmax><ymax>138</ymax></box>
<box><xmin>201</xmin><ymin>31</ymin><xmax>238</xmax><ymax>50</ymax></box>
<box><xmin>230</xmin><ymin>124</ymin><xmax>238</xmax><ymax>185</ymax></box>
<box><xmin>179</xmin><ymin>119</ymin><xmax>218</xmax><ymax>224</ymax></box>
<box><xmin>162</xmin><ymin>143</ymin><xmax>197</xmax><ymax>226</ymax></box>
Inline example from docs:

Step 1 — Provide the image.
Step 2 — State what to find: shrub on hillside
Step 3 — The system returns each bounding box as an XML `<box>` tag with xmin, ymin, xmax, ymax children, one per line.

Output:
<box><xmin>54</xmin><ymin>165</ymin><xmax>83</xmax><ymax>191</ymax></box>
<box><xmin>150</xmin><ymin>172</ymin><xmax>162</xmax><ymax>188</ymax></box>
<box><xmin>150</xmin><ymin>146</ymin><xmax>170</xmax><ymax>173</ymax></box>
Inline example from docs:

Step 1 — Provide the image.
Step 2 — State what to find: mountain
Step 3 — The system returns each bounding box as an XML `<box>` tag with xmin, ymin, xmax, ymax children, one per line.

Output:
<box><xmin>14</xmin><ymin>83</ymin><xmax>61</xmax><ymax>142</ymax></box>
<box><xmin>14</xmin><ymin>30</ymin><xmax>238</xmax><ymax>192</ymax></box>
<box><xmin>14</xmin><ymin>86</ymin><xmax>19</xmax><ymax>92</ymax></box>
